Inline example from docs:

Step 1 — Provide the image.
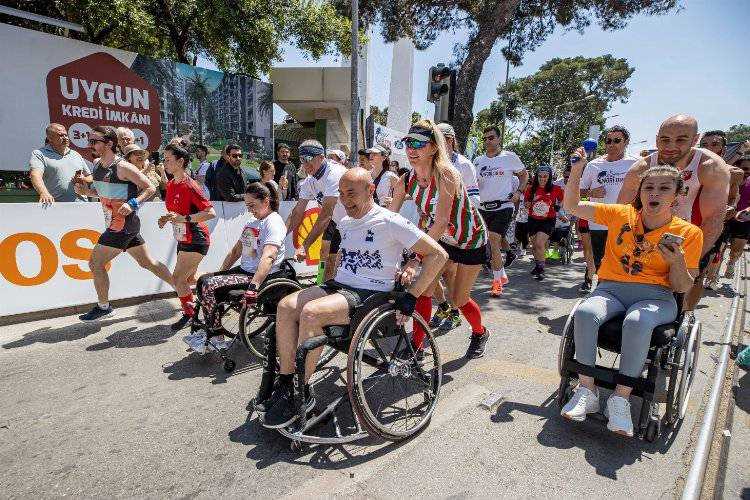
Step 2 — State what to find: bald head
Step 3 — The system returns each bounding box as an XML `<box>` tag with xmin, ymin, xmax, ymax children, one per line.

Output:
<box><xmin>660</xmin><ymin>115</ymin><xmax>698</xmax><ymax>135</ymax></box>
<box><xmin>45</xmin><ymin>123</ymin><xmax>69</xmax><ymax>153</ymax></box>
<box><xmin>340</xmin><ymin>167</ymin><xmax>376</xmax><ymax>218</ymax></box>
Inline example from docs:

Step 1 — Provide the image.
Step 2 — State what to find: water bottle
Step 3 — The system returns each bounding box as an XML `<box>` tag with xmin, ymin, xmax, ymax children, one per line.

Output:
<box><xmin>737</xmin><ymin>344</ymin><xmax>750</xmax><ymax>368</ymax></box>
<box><xmin>315</xmin><ymin>261</ymin><xmax>325</xmax><ymax>285</ymax></box>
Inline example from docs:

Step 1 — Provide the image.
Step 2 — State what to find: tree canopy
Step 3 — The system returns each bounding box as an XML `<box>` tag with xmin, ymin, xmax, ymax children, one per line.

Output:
<box><xmin>472</xmin><ymin>55</ymin><xmax>635</xmax><ymax>168</ymax></box>
<box><xmin>1</xmin><ymin>0</ymin><xmax>352</xmax><ymax>76</ymax></box>
<box><xmin>347</xmin><ymin>0</ymin><xmax>681</xmax><ymax>149</ymax></box>
<box><xmin>727</xmin><ymin>124</ymin><xmax>750</xmax><ymax>144</ymax></box>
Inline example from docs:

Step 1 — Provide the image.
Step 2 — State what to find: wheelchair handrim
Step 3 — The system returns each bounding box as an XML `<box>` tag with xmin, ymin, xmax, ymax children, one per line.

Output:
<box><xmin>348</xmin><ymin>306</ymin><xmax>442</xmax><ymax>440</ymax></box>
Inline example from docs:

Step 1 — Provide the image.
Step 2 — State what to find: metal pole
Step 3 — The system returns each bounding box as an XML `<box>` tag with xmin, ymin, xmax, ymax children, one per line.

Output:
<box><xmin>499</xmin><ymin>55</ymin><xmax>511</xmax><ymax>151</ymax></box>
<box><xmin>0</xmin><ymin>5</ymin><xmax>85</xmax><ymax>32</ymax></box>
<box><xmin>350</xmin><ymin>0</ymin><xmax>359</xmax><ymax>162</ymax></box>
<box><xmin>681</xmin><ymin>256</ymin><xmax>746</xmax><ymax>500</ymax></box>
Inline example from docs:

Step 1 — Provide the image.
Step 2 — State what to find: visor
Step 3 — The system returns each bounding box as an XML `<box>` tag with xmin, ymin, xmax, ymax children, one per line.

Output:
<box><xmin>437</xmin><ymin>123</ymin><xmax>456</xmax><ymax>138</ymax></box>
<box><xmin>403</xmin><ymin>125</ymin><xmax>434</xmax><ymax>143</ymax></box>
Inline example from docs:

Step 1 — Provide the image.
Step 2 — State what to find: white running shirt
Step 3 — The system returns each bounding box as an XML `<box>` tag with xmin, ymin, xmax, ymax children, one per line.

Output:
<box><xmin>452</xmin><ymin>152</ymin><xmax>480</xmax><ymax>206</ymax></box>
<box><xmin>374</xmin><ymin>170</ymin><xmax>399</xmax><ymax>206</ymax></box>
<box><xmin>474</xmin><ymin>151</ymin><xmax>526</xmax><ymax>209</ymax></box>
<box><xmin>336</xmin><ymin>204</ymin><xmax>423</xmax><ymax>291</ymax></box>
<box><xmin>580</xmin><ymin>155</ymin><xmax>639</xmax><ymax>230</ymax></box>
<box><xmin>239</xmin><ymin>211</ymin><xmax>287</xmax><ymax>274</ymax></box>
<box><xmin>297</xmin><ymin>160</ymin><xmax>348</xmax><ymax>222</ymax></box>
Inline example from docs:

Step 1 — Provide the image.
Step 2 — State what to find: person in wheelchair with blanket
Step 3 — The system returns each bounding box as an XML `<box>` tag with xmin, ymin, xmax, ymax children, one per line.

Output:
<box><xmin>184</xmin><ymin>181</ymin><xmax>287</xmax><ymax>353</ymax></box>
<box><xmin>260</xmin><ymin>167</ymin><xmax>448</xmax><ymax>429</ymax></box>
<box><xmin>561</xmin><ymin>146</ymin><xmax>702</xmax><ymax>437</ymax></box>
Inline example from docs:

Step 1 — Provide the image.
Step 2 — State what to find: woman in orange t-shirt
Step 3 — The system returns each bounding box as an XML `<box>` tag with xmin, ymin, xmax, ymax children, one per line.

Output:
<box><xmin>558</xmin><ymin>147</ymin><xmax>703</xmax><ymax>437</ymax></box>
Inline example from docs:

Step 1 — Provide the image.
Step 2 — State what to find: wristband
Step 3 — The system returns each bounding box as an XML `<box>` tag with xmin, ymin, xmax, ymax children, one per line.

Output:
<box><xmin>127</xmin><ymin>198</ymin><xmax>139</xmax><ymax>211</ymax></box>
<box><xmin>247</xmin><ymin>283</ymin><xmax>258</xmax><ymax>291</ymax></box>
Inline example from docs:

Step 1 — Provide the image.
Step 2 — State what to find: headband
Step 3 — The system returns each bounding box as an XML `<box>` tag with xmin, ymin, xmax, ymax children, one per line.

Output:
<box><xmin>299</xmin><ymin>144</ymin><xmax>325</xmax><ymax>159</ymax></box>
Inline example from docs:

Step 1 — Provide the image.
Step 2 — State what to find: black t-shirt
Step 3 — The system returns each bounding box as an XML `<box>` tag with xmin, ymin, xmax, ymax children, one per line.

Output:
<box><xmin>273</xmin><ymin>160</ymin><xmax>290</xmax><ymax>183</ymax></box>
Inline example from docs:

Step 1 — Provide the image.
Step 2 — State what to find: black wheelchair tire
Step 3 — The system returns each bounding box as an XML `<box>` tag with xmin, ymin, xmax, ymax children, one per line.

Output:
<box><xmin>347</xmin><ymin>306</ymin><xmax>441</xmax><ymax>442</ymax></box>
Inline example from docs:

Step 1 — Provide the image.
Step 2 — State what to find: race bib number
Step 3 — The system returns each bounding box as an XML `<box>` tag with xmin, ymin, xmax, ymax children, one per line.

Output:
<box><xmin>172</xmin><ymin>222</ymin><xmax>188</xmax><ymax>242</ymax></box>
<box><xmin>103</xmin><ymin>208</ymin><xmax>113</xmax><ymax>228</ymax></box>
<box><xmin>241</xmin><ymin>227</ymin><xmax>257</xmax><ymax>257</ymax></box>
<box><xmin>532</xmin><ymin>200</ymin><xmax>550</xmax><ymax>218</ymax></box>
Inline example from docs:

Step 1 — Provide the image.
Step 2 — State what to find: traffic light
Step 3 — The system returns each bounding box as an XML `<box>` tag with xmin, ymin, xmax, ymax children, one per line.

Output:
<box><xmin>427</xmin><ymin>64</ymin><xmax>456</xmax><ymax>123</ymax></box>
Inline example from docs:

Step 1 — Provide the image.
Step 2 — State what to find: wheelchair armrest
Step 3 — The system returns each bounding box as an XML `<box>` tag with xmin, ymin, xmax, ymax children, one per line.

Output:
<box><xmin>227</xmin><ymin>289</ymin><xmax>246</xmax><ymax>300</ymax></box>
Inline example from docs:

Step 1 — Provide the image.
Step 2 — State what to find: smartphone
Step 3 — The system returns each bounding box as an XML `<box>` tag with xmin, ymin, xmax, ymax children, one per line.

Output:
<box><xmin>659</xmin><ymin>233</ymin><xmax>685</xmax><ymax>247</ymax></box>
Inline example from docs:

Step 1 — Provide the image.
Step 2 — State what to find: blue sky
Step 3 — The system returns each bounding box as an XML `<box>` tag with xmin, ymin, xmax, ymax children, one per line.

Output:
<box><xmin>270</xmin><ymin>0</ymin><xmax>748</xmax><ymax>153</ymax></box>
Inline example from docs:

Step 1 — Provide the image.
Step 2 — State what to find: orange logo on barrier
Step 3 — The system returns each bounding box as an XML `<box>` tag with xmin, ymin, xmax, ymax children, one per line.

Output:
<box><xmin>0</xmin><ymin>229</ymin><xmax>110</xmax><ymax>286</ymax></box>
<box><xmin>292</xmin><ymin>208</ymin><xmax>323</xmax><ymax>265</ymax></box>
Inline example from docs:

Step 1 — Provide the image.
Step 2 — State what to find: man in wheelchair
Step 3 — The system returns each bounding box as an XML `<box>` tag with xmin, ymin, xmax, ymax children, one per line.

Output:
<box><xmin>561</xmin><ymin>146</ymin><xmax>703</xmax><ymax>437</ymax></box>
<box><xmin>260</xmin><ymin>167</ymin><xmax>448</xmax><ymax>429</ymax></box>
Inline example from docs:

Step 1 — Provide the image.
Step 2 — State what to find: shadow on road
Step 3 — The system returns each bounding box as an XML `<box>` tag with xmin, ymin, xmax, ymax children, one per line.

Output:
<box><xmin>162</xmin><ymin>345</ymin><xmax>261</xmax><ymax>384</ymax></box>
<box><xmin>2</xmin><ymin>315</ymin><xmax>137</xmax><ymax>349</ymax></box>
<box><xmin>491</xmin><ymin>391</ymin><xmax>681</xmax><ymax>480</ymax></box>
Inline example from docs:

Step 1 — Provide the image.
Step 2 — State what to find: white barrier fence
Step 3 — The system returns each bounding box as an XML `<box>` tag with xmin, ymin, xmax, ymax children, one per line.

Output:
<box><xmin>0</xmin><ymin>201</ymin><xmax>419</xmax><ymax>317</ymax></box>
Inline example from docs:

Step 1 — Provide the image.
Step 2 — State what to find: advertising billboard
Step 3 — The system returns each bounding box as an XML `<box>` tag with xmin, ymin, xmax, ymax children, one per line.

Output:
<box><xmin>0</xmin><ymin>23</ymin><xmax>273</xmax><ymax>171</ymax></box>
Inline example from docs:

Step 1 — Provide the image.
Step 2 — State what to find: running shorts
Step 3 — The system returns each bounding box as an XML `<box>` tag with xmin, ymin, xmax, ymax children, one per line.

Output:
<box><xmin>177</xmin><ymin>242</ymin><xmax>210</xmax><ymax>255</ymax></box>
<box><xmin>727</xmin><ymin>219</ymin><xmax>750</xmax><ymax>241</ymax></box>
<box><xmin>438</xmin><ymin>241</ymin><xmax>490</xmax><ymax>266</ymax></box>
<box><xmin>479</xmin><ymin>206</ymin><xmax>514</xmax><ymax>237</ymax></box>
<box><xmin>98</xmin><ymin>230</ymin><xmax>146</xmax><ymax>251</ymax></box>
<box><xmin>319</xmin><ymin>279</ymin><xmax>381</xmax><ymax>314</ymax></box>
<box><xmin>527</xmin><ymin>218</ymin><xmax>555</xmax><ymax>237</ymax></box>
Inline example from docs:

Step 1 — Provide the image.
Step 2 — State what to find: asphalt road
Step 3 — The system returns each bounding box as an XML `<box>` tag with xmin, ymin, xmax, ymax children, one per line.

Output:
<box><xmin>0</xmin><ymin>252</ymin><xmax>739</xmax><ymax>498</ymax></box>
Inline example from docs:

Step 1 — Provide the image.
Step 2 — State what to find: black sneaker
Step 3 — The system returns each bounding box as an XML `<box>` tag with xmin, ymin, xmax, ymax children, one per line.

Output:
<box><xmin>530</xmin><ymin>265</ymin><xmax>542</xmax><ymax>276</ymax></box>
<box><xmin>79</xmin><ymin>305</ymin><xmax>114</xmax><ymax>322</ymax></box>
<box><xmin>579</xmin><ymin>278</ymin><xmax>592</xmax><ymax>293</ymax></box>
<box><xmin>170</xmin><ymin>314</ymin><xmax>192</xmax><ymax>331</ymax></box>
<box><xmin>262</xmin><ymin>384</ymin><xmax>316</xmax><ymax>429</ymax></box>
<box><xmin>465</xmin><ymin>329</ymin><xmax>490</xmax><ymax>359</ymax></box>
<box><xmin>504</xmin><ymin>250</ymin><xmax>517</xmax><ymax>268</ymax></box>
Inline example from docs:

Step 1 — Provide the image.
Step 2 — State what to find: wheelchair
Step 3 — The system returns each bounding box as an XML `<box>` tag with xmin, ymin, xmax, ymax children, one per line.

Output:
<box><xmin>254</xmin><ymin>289</ymin><xmax>442</xmax><ymax>450</ymax></box>
<box><xmin>549</xmin><ymin>224</ymin><xmax>574</xmax><ymax>265</ymax></box>
<box><xmin>557</xmin><ymin>292</ymin><xmax>701</xmax><ymax>442</ymax></box>
<box><xmin>189</xmin><ymin>260</ymin><xmax>322</xmax><ymax>372</ymax></box>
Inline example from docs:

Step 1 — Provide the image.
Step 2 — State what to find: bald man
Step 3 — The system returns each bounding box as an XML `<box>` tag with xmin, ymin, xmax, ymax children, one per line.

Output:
<box><xmin>259</xmin><ymin>167</ymin><xmax>448</xmax><ymax>429</ymax></box>
<box><xmin>29</xmin><ymin>123</ymin><xmax>92</xmax><ymax>204</ymax></box>
<box><xmin>618</xmin><ymin>115</ymin><xmax>730</xmax><ymax>310</ymax></box>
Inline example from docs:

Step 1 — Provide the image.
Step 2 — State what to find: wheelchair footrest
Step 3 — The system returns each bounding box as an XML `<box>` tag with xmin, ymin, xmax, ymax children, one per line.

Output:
<box><xmin>565</xmin><ymin>361</ymin><xmax>656</xmax><ymax>397</ymax></box>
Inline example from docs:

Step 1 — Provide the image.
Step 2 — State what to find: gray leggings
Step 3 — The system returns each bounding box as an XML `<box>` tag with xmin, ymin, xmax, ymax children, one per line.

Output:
<box><xmin>574</xmin><ymin>281</ymin><xmax>677</xmax><ymax>378</ymax></box>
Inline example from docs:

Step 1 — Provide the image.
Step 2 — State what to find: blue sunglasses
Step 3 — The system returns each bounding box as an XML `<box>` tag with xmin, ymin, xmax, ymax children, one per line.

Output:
<box><xmin>403</xmin><ymin>138</ymin><xmax>429</xmax><ymax>149</ymax></box>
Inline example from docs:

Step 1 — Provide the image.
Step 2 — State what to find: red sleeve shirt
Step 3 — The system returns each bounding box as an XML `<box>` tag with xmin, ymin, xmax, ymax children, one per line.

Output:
<box><xmin>527</xmin><ymin>185</ymin><xmax>564</xmax><ymax>220</ymax></box>
<box><xmin>165</xmin><ymin>178</ymin><xmax>213</xmax><ymax>245</ymax></box>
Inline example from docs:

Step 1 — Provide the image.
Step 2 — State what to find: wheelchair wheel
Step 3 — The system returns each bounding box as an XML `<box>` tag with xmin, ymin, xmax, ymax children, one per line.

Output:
<box><xmin>676</xmin><ymin>319</ymin><xmax>701</xmax><ymax>420</ymax></box>
<box><xmin>347</xmin><ymin>305</ymin><xmax>441</xmax><ymax>441</ymax></box>
<box><xmin>239</xmin><ymin>278</ymin><xmax>303</xmax><ymax>359</ymax></box>
<box><xmin>557</xmin><ymin>301</ymin><xmax>581</xmax><ymax>377</ymax></box>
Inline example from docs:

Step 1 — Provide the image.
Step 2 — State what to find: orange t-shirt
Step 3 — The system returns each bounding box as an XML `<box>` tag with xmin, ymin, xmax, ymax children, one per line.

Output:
<box><xmin>593</xmin><ymin>203</ymin><xmax>703</xmax><ymax>288</ymax></box>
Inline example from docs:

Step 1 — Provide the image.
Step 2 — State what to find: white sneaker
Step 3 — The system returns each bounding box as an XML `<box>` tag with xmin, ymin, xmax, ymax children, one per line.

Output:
<box><xmin>182</xmin><ymin>331</ymin><xmax>205</xmax><ymax>345</ymax></box>
<box><xmin>561</xmin><ymin>386</ymin><xmax>600</xmax><ymax>421</ymax></box>
<box><xmin>724</xmin><ymin>265</ymin><xmax>735</xmax><ymax>279</ymax></box>
<box><xmin>188</xmin><ymin>334</ymin><xmax>207</xmax><ymax>354</ymax></box>
<box><xmin>705</xmin><ymin>277</ymin><xmax>719</xmax><ymax>290</ymax></box>
<box><xmin>606</xmin><ymin>395</ymin><xmax>634</xmax><ymax>437</ymax></box>
<box><xmin>212</xmin><ymin>338</ymin><xmax>233</xmax><ymax>351</ymax></box>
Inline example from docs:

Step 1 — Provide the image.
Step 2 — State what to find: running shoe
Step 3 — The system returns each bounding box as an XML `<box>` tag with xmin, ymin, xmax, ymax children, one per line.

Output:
<box><xmin>705</xmin><ymin>276</ymin><xmax>720</xmax><ymax>290</ymax></box>
<box><xmin>504</xmin><ymin>250</ymin><xmax>517</xmax><ymax>268</ymax></box>
<box><xmin>79</xmin><ymin>305</ymin><xmax>114</xmax><ymax>322</ymax></box>
<box><xmin>170</xmin><ymin>313</ymin><xmax>192</xmax><ymax>331</ymax></box>
<box><xmin>530</xmin><ymin>264</ymin><xmax>543</xmax><ymax>276</ymax></box>
<box><xmin>262</xmin><ymin>384</ymin><xmax>316</xmax><ymax>429</ymax></box>
<box><xmin>429</xmin><ymin>304</ymin><xmax>451</xmax><ymax>328</ymax></box>
<box><xmin>182</xmin><ymin>330</ymin><xmax>205</xmax><ymax>345</ymax></box>
<box><xmin>490</xmin><ymin>279</ymin><xmax>504</xmax><ymax>297</ymax></box>
<box><xmin>561</xmin><ymin>386</ymin><xmax>600</xmax><ymax>421</ymax></box>
<box><xmin>465</xmin><ymin>328</ymin><xmax>490</xmax><ymax>359</ymax></box>
<box><xmin>606</xmin><ymin>395</ymin><xmax>634</xmax><ymax>437</ymax></box>
<box><xmin>439</xmin><ymin>310</ymin><xmax>462</xmax><ymax>332</ymax></box>
<box><xmin>579</xmin><ymin>278</ymin><xmax>592</xmax><ymax>293</ymax></box>
<box><xmin>212</xmin><ymin>338</ymin><xmax>233</xmax><ymax>351</ymax></box>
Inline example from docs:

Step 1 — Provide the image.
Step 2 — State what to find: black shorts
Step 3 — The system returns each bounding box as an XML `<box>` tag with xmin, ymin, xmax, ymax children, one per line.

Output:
<box><xmin>527</xmin><ymin>218</ymin><xmax>555</xmax><ymax>237</ymax></box>
<box><xmin>590</xmin><ymin>229</ymin><xmax>608</xmax><ymax>269</ymax></box>
<box><xmin>479</xmin><ymin>206</ymin><xmax>514</xmax><ymax>236</ymax></box>
<box><xmin>98</xmin><ymin>230</ymin><xmax>145</xmax><ymax>251</ymax></box>
<box><xmin>177</xmin><ymin>242</ymin><xmax>210</xmax><ymax>255</ymax></box>
<box><xmin>319</xmin><ymin>279</ymin><xmax>381</xmax><ymax>314</ymax></box>
<box><xmin>727</xmin><ymin>219</ymin><xmax>750</xmax><ymax>241</ymax></box>
<box><xmin>438</xmin><ymin>241</ymin><xmax>490</xmax><ymax>266</ymax></box>
<box><xmin>550</xmin><ymin>225</ymin><xmax>572</xmax><ymax>244</ymax></box>
<box><xmin>323</xmin><ymin>221</ymin><xmax>342</xmax><ymax>253</ymax></box>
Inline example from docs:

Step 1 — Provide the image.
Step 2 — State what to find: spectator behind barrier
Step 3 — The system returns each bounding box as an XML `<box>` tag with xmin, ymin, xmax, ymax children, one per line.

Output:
<box><xmin>29</xmin><ymin>123</ymin><xmax>92</xmax><ymax>204</ymax></box>
<box><xmin>561</xmin><ymin>146</ymin><xmax>703</xmax><ymax>437</ymax></box>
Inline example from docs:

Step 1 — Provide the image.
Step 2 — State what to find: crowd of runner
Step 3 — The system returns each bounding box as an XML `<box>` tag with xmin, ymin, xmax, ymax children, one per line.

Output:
<box><xmin>25</xmin><ymin>112</ymin><xmax>750</xmax><ymax>435</ymax></box>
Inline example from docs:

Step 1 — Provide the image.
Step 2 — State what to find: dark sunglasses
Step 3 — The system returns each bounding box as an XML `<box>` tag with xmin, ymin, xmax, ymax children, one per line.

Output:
<box><xmin>701</xmin><ymin>141</ymin><xmax>721</xmax><ymax>147</ymax></box>
<box><xmin>403</xmin><ymin>139</ymin><xmax>429</xmax><ymax>150</ymax></box>
<box><xmin>87</xmin><ymin>137</ymin><xmax>106</xmax><ymax>145</ymax></box>
<box><xmin>605</xmin><ymin>137</ymin><xmax>622</xmax><ymax>145</ymax></box>
<box><xmin>229</xmin><ymin>153</ymin><xmax>243</xmax><ymax>158</ymax></box>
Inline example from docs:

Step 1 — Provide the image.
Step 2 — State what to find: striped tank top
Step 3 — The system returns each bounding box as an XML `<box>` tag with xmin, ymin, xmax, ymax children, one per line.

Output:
<box><xmin>406</xmin><ymin>169</ymin><xmax>487</xmax><ymax>249</ymax></box>
<box><xmin>92</xmin><ymin>156</ymin><xmax>140</xmax><ymax>233</ymax></box>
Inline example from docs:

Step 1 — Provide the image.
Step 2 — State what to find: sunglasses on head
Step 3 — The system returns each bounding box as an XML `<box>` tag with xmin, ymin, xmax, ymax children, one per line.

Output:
<box><xmin>403</xmin><ymin>139</ymin><xmax>429</xmax><ymax>150</ymax></box>
<box><xmin>605</xmin><ymin>137</ymin><xmax>622</xmax><ymax>145</ymax></box>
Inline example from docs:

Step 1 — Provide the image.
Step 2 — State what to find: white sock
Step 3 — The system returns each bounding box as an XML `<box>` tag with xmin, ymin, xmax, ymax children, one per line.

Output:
<box><xmin>98</xmin><ymin>302</ymin><xmax>109</xmax><ymax>310</ymax></box>
<box><xmin>500</xmin><ymin>268</ymin><xmax>508</xmax><ymax>279</ymax></box>
<box><xmin>493</xmin><ymin>270</ymin><xmax>503</xmax><ymax>281</ymax></box>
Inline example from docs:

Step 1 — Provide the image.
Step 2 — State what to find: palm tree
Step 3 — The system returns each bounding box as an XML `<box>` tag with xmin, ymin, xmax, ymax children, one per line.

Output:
<box><xmin>257</xmin><ymin>82</ymin><xmax>273</xmax><ymax>120</ymax></box>
<box><xmin>186</xmin><ymin>72</ymin><xmax>211</xmax><ymax>145</ymax></box>
<box><xmin>169</xmin><ymin>95</ymin><xmax>184</xmax><ymax>135</ymax></box>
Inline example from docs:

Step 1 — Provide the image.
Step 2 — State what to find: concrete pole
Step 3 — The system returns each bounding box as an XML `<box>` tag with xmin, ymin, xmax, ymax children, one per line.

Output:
<box><xmin>350</xmin><ymin>0</ymin><xmax>359</xmax><ymax>162</ymax></box>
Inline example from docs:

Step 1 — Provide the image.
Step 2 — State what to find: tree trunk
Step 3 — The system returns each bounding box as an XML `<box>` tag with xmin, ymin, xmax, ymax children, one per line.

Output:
<box><xmin>453</xmin><ymin>0</ymin><xmax>521</xmax><ymax>151</ymax></box>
